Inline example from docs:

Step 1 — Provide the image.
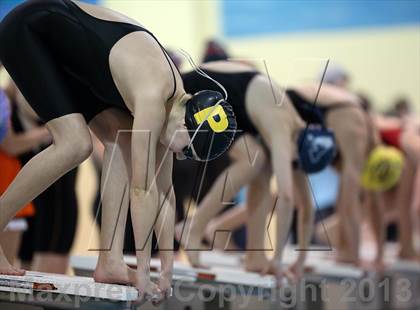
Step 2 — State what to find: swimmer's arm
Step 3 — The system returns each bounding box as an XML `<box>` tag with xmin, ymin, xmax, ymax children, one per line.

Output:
<box><xmin>293</xmin><ymin>170</ymin><xmax>315</xmax><ymax>265</ymax></box>
<box><xmin>0</xmin><ymin>125</ymin><xmax>51</xmax><ymax>156</ymax></box>
<box><xmin>270</xmin><ymin>130</ymin><xmax>295</xmax><ymax>264</ymax></box>
<box><xmin>155</xmin><ymin>143</ymin><xmax>175</xmax><ymax>278</ymax></box>
<box><xmin>130</xmin><ymin>93</ymin><xmax>165</xmax><ymax>277</ymax></box>
<box><xmin>0</xmin><ymin>91</ymin><xmax>50</xmax><ymax>155</ymax></box>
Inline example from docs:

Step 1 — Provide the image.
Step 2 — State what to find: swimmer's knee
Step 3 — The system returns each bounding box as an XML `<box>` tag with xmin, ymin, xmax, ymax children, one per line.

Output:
<box><xmin>276</xmin><ymin>190</ymin><xmax>294</xmax><ymax>208</ymax></box>
<box><xmin>59</xmin><ymin>140</ymin><xmax>92</xmax><ymax>166</ymax></box>
<box><xmin>116</xmin><ymin>132</ymin><xmax>131</xmax><ymax>149</ymax></box>
<box><xmin>252</xmin><ymin>148</ymin><xmax>268</xmax><ymax>171</ymax></box>
<box><xmin>54</xmin><ymin>132</ymin><xmax>93</xmax><ymax>166</ymax></box>
<box><xmin>74</xmin><ymin>138</ymin><xmax>93</xmax><ymax>162</ymax></box>
<box><xmin>234</xmin><ymin>136</ymin><xmax>267</xmax><ymax>172</ymax></box>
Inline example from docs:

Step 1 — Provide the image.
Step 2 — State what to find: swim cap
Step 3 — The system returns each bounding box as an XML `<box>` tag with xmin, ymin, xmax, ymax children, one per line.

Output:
<box><xmin>297</xmin><ymin>126</ymin><xmax>336</xmax><ymax>174</ymax></box>
<box><xmin>361</xmin><ymin>146</ymin><xmax>404</xmax><ymax>191</ymax></box>
<box><xmin>184</xmin><ymin>90</ymin><xmax>236</xmax><ymax>161</ymax></box>
<box><xmin>0</xmin><ymin>90</ymin><xmax>10</xmax><ymax>143</ymax></box>
<box><xmin>321</xmin><ymin>64</ymin><xmax>349</xmax><ymax>86</ymax></box>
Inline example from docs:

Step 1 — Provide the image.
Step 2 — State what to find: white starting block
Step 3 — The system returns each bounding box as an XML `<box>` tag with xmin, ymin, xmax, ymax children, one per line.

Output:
<box><xmin>1</xmin><ymin>245</ymin><xmax>418</xmax><ymax>310</ymax></box>
<box><xmin>71</xmin><ymin>255</ymin><xmax>277</xmax><ymax>310</ymax></box>
<box><xmin>0</xmin><ymin>271</ymin><xmax>138</xmax><ymax>309</ymax></box>
<box><xmin>68</xmin><ymin>245</ymin><xmax>420</xmax><ymax>310</ymax></box>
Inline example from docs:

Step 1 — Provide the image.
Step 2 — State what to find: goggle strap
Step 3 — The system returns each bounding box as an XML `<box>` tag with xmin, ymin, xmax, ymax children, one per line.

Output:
<box><xmin>179</xmin><ymin>49</ymin><xmax>228</xmax><ymax>101</ymax></box>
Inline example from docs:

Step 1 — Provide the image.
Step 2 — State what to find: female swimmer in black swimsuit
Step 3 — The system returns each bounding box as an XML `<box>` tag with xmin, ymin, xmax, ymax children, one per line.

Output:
<box><xmin>0</xmin><ymin>0</ymin><xmax>236</xmax><ymax>303</ymax></box>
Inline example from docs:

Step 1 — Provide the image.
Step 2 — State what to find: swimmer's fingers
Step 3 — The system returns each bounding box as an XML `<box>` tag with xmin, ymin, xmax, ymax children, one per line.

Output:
<box><xmin>152</xmin><ymin>287</ymin><xmax>173</xmax><ymax>306</ymax></box>
<box><xmin>260</xmin><ymin>260</ymin><xmax>286</xmax><ymax>288</ymax></box>
<box><xmin>150</xmin><ymin>291</ymin><xmax>164</xmax><ymax>307</ymax></box>
<box><xmin>135</xmin><ymin>281</ymin><xmax>162</xmax><ymax>306</ymax></box>
<box><xmin>282</xmin><ymin>268</ymin><xmax>298</xmax><ymax>285</ymax></box>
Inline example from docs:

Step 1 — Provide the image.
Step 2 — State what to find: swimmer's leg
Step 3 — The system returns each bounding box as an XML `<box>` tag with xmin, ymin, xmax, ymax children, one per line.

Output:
<box><xmin>400</xmin><ymin>129</ymin><xmax>420</xmax><ymax>259</ymax></box>
<box><xmin>396</xmin><ymin>159</ymin><xmax>417</xmax><ymax>259</ymax></box>
<box><xmin>179</xmin><ymin>134</ymin><xmax>267</xmax><ymax>267</ymax></box>
<box><xmin>329</xmin><ymin>109</ymin><xmax>367</xmax><ymax>265</ymax></box>
<box><xmin>89</xmin><ymin>109</ymin><xmax>136</xmax><ymax>285</ymax></box>
<box><xmin>0</xmin><ymin>114</ymin><xmax>92</xmax><ymax>275</ymax></box>
<box><xmin>244</xmin><ymin>163</ymin><xmax>273</xmax><ymax>272</ymax></box>
<box><xmin>204</xmin><ymin>205</ymin><xmax>247</xmax><ymax>250</ymax></box>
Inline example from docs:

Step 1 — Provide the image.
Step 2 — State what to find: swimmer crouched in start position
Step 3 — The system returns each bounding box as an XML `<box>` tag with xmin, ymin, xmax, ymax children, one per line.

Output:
<box><xmin>0</xmin><ymin>0</ymin><xmax>236</xmax><ymax>302</ymax></box>
<box><xmin>178</xmin><ymin>60</ymin><xmax>340</xmax><ymax>282</ymax></box>
<box><xmin>178</xmin><ymin>60</ymin><xmax>393</xmax><ymax>280</ymax></box>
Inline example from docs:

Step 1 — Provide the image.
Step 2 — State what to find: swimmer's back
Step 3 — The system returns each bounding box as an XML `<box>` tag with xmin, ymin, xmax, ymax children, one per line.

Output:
<box><xmin>290</xmin><ymin>84</ymin><xmax>361</xmax><ymax>108</ymax></box>
<box><xmin>0</xmin><ymin>0</ymin><xmax>176</xmax><ymax>122</ymax></box>
<box><xmin>200</xmin><ymin>61</ymin><xmax>257</xmax><ymax>74</ymax></box>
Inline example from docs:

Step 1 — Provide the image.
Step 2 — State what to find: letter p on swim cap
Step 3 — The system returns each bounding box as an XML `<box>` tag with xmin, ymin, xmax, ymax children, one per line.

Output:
<box><xmin>183</xmin><ymin>90</ymin><xmax>236</xmax><ymax>161</ymax></box>
<box><xmin>193</xmin><ymin>105</ymin><xmax>229</xmax><ymax>133</ymax></box>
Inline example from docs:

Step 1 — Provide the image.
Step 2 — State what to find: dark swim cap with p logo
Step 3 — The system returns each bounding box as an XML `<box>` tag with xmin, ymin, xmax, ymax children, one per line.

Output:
<box><xmin>297</xmin><ymin>125</ymin><xmax>336</xmax><ymax>174</ymax></box>
<box><xmin>184</xmin><ymin>90</ymin><xmax>236</xmax><ymax>161</ymax></box>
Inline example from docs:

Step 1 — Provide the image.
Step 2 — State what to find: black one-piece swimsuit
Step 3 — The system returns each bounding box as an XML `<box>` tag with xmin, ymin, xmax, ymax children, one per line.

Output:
<box><xmin>0</xmin><ymin>0</ymin><xmax>176</xmax><ymax>122</ymax></box>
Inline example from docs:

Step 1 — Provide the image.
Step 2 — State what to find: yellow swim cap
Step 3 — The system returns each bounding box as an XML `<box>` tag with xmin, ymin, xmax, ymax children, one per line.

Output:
<box><xmin>361</xmin><ymin>146</ymin><xmax>404</xmax><ymax>192</ymax></box>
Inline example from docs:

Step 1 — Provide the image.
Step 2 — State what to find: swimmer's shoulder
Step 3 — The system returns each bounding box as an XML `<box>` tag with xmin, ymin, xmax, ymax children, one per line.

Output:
<box><xmin>71</xmin><ymin>0</ymin><xmax>145</xmax><ymax>28</ymax></box>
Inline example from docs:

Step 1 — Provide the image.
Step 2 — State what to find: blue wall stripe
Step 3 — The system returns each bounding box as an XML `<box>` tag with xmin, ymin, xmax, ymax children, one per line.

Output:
<box><xmin>222</xmin><ymin>0</ymin><xmax>420</xmax><ymax>38</ymax></box>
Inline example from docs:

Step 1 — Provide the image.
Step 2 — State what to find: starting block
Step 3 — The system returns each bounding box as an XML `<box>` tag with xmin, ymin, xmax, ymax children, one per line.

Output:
<box><xmin>69</xmin><ymin>245</ymin><xmax>419</xmax><ymax>310</ymax></box>
<box><xmin>0</xmin><ymin>271</ymin><xmax>138</xmax><ymax>309</ymax></box>
<box><xmin>1</xmin><ymin>244</ymin><xmax>418</xmax><ymax>310</ymax></box>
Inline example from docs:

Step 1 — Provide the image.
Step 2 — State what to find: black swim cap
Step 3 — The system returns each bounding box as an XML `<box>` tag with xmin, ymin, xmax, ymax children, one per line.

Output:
<box><xmin>183</xmin><ymin>90</ymin><xmax>236</xmax><ymax>161</ymax></box>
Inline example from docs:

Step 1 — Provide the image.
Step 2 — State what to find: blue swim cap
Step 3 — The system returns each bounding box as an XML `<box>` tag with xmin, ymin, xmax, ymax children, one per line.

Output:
<box><xmin>297</xmin><ymin>126</ymin><xmax>336</xmax><ymax>174</ymax></box>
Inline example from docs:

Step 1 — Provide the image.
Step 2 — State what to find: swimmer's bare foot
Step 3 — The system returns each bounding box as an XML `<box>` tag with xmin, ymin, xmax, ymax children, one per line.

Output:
<box><xmin>359</xmin><ymin>260</ymin><xmax>386</xmax><ymax>273</ymax></box>
<box><xmin>185</xmin><ymin>250</ymin><xmax>210</xmax><ymax>269</ymax></box>
<box><xmin>204</xmin><ymin>222</ymin><xmax>219</xmax><ymax>247</ymax></box>
<box><xmin>398</xmin><ymin>248</ymin><xmax>420</xmax><ymax>262</ymax></box>
<box><xmin>94</xmin><ymin>258</ymin><xmax>136</xmax><ymax>285</ymax></box>
<box><xmin>336</xmin><ymin>256</ymin><xmax>359</xmax><ymax>266</ymax></box>
<box><xmin>175</xmin><ymin>220</ymin><xmax>208</xmax><ymax>268</ymax></box>
<box><xmin>336</xmin><ymin>247</ymin><xmax>359</xmax><ymax>266</ymax></box>
<box><xmin>0</xmin><ymin>255</ymin><xmax>25</xmax><ymax>276</ymax></box>
<box><xmin>244</xmin><ymin>252</ymin><xmax>269</xmax><ymax>273</ymax></box>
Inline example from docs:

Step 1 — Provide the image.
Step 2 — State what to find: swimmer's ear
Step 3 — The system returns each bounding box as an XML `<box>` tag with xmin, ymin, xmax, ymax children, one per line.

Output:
<box><xmin>180</xmin><ymin>93</ymin><xmax>192</xmax><ymax>106</ymax></box>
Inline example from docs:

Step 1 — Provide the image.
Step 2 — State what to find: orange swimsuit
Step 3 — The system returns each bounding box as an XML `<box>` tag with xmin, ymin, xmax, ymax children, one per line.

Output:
<box><xmin>0</xmin><ymin>151</ymin><xmax>35</xmax><ymax>218</ymax></box>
